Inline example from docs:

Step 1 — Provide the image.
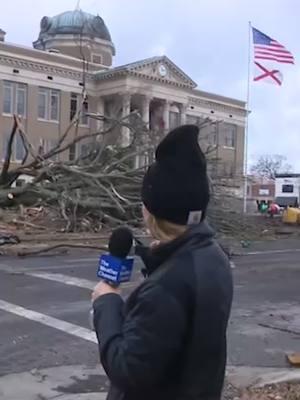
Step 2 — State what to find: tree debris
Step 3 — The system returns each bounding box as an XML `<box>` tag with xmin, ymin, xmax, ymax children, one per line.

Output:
<box><xmin>0</xmin><ymin>113</ymin><xmax>294</xmax><ymax>255</ymax></box>
<box><xmin>0</xmin><ymin>112</ymin><xmax>149</xmax><ymax>232</ymax></box>
<box><xmin>17</xmin><ymin>243</ymin><xmax>107</xmax><ymax>257</ymax></box>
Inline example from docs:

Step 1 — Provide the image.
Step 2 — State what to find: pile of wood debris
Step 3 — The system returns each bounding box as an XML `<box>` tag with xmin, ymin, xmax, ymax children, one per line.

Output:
<box><xmin>237</xmin><ymin>382</ymin><xmax>300</xmax><ymax>400</ymax></box>
<box><xmin>0</xmin><ymin>114</ymin><xmax>296</xmax><ymax>256</ymax></box>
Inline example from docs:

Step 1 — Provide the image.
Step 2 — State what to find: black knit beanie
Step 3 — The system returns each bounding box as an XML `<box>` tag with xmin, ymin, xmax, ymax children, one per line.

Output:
<box><xmin>141</xmin><ymin>124</ymin><xmax>210</xmax><ymax>225</ymax></box>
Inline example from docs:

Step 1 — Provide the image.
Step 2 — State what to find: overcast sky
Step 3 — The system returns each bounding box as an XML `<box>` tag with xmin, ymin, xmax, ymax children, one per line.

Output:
<box><xmin>1</xmin><ymin>0</ymin><xmax>299</xmax><ymax>170</ymax></box>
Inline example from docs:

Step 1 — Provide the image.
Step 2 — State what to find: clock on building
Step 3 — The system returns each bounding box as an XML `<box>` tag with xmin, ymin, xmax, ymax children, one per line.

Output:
<box><xmin>158</xmin><ymin>64</ymin><xmax>167</xmax><ymax>77</ymax></box>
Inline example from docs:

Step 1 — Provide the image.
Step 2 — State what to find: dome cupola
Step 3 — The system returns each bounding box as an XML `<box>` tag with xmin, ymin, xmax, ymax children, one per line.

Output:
<box><xmin>33</xmin><ymin>9</ymin><xmax>115</xmax><ymax>67</ymax></box>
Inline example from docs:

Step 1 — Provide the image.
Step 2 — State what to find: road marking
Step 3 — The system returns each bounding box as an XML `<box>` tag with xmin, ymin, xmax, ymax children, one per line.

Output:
<box><xmin>27</xmin><ymin>272</ymin><xmax>95</xmax><ymax>290</ymax></box>
<box><xmin>0</xmin><ymin>262</ymin><xmax>97</xmax><ymax>274</ymax></box>
<box><xmin>25</xmin><ymin>272</ymin><xmax>139</xmax><ymax>290</ymax></box>
<box><xmin>243</xmin><ymin>249</ymin><xmax>300</xmax><ymax>256</ymax></box>
<box><xmin>65</xmin><ymin>257</ymin><xmax>98</xmax><ymax>264</ymax></box>
<box><xmin>0</xmin><ymin>299</ymin><xmax>97</xmax><ymax>344</ymax></box>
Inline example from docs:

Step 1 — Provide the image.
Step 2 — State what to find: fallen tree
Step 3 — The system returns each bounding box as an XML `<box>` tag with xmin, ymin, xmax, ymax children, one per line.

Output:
<box><xmin>0</xmin><ymin>113</ymin><xmax>274</xmax><ymax>240</ymax></box>
<box><xmin>0</xmin><ymin>112</ymin><xmax>155</xmax><ymax>231</ymax></box>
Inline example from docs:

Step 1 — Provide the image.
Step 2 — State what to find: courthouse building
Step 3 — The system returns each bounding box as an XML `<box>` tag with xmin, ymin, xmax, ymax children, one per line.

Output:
<box><xmin>0</xmin><ymin>9</ymin><xmax>247</xmax><ymax>177</ymax></box>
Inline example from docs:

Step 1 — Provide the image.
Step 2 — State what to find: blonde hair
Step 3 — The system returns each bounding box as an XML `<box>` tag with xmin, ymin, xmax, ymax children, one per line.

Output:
<box><xmin>146</xmin><ymin>213</ymin><xmax>187</xmax><ymax>242</ymax></box>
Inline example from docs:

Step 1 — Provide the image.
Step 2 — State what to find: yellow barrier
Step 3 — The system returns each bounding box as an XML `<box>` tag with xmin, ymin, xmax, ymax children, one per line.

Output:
<box><xmin>283</xmin><ymin>207</ymin><xmax>300</xmax><ymax>224</ymax></box>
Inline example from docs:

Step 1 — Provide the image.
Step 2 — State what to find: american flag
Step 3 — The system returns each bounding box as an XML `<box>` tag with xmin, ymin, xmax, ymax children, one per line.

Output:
<box><xmin>252</xmin><ymin>27</ymin><xmax>294</xmax><ymax>65</ymax></box>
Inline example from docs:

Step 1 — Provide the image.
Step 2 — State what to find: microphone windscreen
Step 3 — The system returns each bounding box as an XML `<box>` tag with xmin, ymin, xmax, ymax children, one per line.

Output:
<box><xmin>108</xmin><ymin>227</ymin><xmax>133</xmax><ymax>259</ymax></box>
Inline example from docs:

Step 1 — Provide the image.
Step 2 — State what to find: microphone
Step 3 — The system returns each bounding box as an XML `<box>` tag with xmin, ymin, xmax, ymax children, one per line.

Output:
<box><xmin>108</xmin><ymin>227</ymin><xmax>134</xmax><ymax>259</ymax></box>
<box><xmin>97</xmin><ymin>227</ymin><xmax>134</xmax><ymax>286</ymax></box>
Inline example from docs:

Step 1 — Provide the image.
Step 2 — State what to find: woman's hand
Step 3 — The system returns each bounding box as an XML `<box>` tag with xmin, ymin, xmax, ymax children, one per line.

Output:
<box><xmin>92</xmin><ymin>281</ymin><xmax>120</xmax><ymax>302</ymax></box>
<box><xmin>150</xmin><ymin>240</ymin><xmax>161</xmax><ymax>248</ymax></box>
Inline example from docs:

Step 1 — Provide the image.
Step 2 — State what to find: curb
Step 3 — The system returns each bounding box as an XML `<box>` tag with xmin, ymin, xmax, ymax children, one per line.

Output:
<box><xmin>227</xmin><ymin>366</ymin><xmax>300</xmax><ymax>388</ymax></box>
<box><xmin>32</xmin><ymin>367</ymin><xmax>300</xmax><ymax>398</ymax></box>
<box><xmin>1</xmin><ymin>364</ymin><xmax>300</xmax><ymax>399</ymax></box>
<box><xmin>58</xmin><ymin>394</ymin><xmax>107</xmax><ymax>400</ymax></box>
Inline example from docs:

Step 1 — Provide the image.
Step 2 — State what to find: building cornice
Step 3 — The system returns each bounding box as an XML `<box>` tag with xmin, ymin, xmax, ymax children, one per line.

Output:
<box><xmin>0</xmin><ymin>54</ymin><xmax>94</xmax><ymax>81</ymax></box>
<box><xmin>0</xmin><ymin>50</ymin><xmax>247</xmax><ymax>118</ymax></box>
<box><xmin>192</xmin><ymin>88</ymin><xmax>246</xmax><ymax>107</ymax></box>
<box><xmin>0</xmin><ymin>41</ymin><xmax>97</xmax><ymax>68</ymax></box>
<box><xmin>188</xmin><ymin>96</ymin><xmax>247</xmax><ymax>116</ymax></box>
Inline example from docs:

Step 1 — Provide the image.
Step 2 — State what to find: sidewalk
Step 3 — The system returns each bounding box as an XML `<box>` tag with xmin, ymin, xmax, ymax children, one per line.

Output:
<box><xmin>1</xmin><ymin>364</ymin><xmax>300</xmax><ymax>400</ymax></box>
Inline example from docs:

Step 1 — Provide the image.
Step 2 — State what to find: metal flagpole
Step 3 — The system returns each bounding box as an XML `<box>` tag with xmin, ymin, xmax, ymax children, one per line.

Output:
<box><xmin>243</xmin><ymin>21</ymin><xmax>252</xmax><ymax>214</ymax></box>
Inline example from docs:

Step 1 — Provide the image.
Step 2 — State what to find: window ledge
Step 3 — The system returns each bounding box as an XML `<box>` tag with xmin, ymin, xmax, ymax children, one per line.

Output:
<box><xmin>38</xmin><ymin>118</ymin><xmax>59</xmax><ymax>124</ymax></box>
<box><xmin>223</xmin><ymin>146</ymin><xmax>235</xmax><ymax>150</ymax></box>
<box><xmin>3</xmin><ymin>113</ymin><xmax>27</xmax><ymax>119</ymax></box>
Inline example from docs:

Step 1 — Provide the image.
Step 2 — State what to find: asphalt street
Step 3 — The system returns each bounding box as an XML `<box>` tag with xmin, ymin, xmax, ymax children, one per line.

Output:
<box><xmin>0</xmin><ymin>245</ymin><xmax>299</xmax><ymax>399</ymax></box>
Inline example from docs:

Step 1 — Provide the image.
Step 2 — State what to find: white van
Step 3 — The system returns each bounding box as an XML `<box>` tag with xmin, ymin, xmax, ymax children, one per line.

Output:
<box><xmin>275</xmin><ymin>174</ymin><xmax>300</xmax><ymax>208</ymax></box>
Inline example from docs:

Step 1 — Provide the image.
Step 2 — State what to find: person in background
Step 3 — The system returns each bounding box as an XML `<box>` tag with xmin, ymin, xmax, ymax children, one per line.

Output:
<box><xmin>260</xmin><ymin>201</ymin><xmax>268</xmax><ymax>214</ymax></box>
<box><xmin>268</xmin><ymin>201</ymin><xmax>280</xmax><ymax>218</ymax></box>
<box><xmin>92</xmin><ymin>125</ymin><xmax>233</xmax><ymax>400</ymax></box>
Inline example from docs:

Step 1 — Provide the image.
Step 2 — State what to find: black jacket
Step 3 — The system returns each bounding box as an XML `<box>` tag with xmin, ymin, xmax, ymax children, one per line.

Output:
<box><xmin>93</xmin><ymin>222</ymin><xmax>233</xmax><ymax>400</ymax></box>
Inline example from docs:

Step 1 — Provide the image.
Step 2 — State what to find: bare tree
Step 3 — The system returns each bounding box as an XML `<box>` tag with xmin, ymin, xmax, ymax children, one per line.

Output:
<box><xmin>0</xmin><ymin>115</ymin><xmax>213</xmax><ymax>225</ymax></box>
<box><xmin>250</xmin><ymin>154</ymin><xmax>293</xmax><ymax>180</ymax></box>
<box><xmin>0</xmin><ymin>110</ymin><xmax>260</xmax><ymax>240</ymax></box>
<box><xmin>0</xmin><ymin>111</ymin><xmax>151</xmax><ymax>230</ymax></box>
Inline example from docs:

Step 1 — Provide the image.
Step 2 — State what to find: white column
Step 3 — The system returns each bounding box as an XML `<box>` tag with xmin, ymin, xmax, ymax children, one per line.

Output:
<box><xmin>163</xmin><ymin>100</ymin><xmax>170</xmax><ymax>132</ymax></box>
<box><xmin>96</xmin><ymin>97</ymin><xmax>105</xmax><ymax>131</ymax></box>
<box><xmin>180</xmin><ymin>103</ymin><xmax>187</xmax><ymax>125</ymax></box>
<box><xmin>135</xmin><ymin>96</ymin><xmax>151</xmax><ymax>168</ymax></box>
<box><xmin>121</xmin><ymin>93</ymin><xmax>131</xmax><ymax>147</ymax></box>
<box><xmin>141</xmin><ymin>95</ymin><xmax>151</xmax><ymax>127</ymax></box>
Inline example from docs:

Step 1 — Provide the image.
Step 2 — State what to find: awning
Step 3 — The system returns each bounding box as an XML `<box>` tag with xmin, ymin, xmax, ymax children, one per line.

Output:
<box><xmin>275</xmin><ymin>197</ymin><xmax>298</xmax><ymax>207</ymax></box>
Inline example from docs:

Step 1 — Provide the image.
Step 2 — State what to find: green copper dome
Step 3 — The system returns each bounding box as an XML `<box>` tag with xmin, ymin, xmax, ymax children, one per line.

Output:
<box><xmin>35</xmin><ymin>9</ymin><xmax>112</xmax><ymax>43</ymax></box>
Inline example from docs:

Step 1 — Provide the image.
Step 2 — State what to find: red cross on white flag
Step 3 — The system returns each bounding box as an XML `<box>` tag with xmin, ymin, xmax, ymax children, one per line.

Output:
<box><xmin>254</xmin><ymin>62</ymin><xmax>283</xmax><ymax>86</ymax></box>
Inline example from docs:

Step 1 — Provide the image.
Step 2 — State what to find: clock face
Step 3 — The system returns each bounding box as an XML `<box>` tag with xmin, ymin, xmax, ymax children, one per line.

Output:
<box><xmin>158</xmin><ymin>64</ymin><xmax>167</xmax><ymax>77</ymax></box>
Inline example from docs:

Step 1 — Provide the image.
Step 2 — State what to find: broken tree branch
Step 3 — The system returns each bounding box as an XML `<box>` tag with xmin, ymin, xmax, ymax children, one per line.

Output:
<box><xmin>0</xmin><ymin>115</ymin><xmax>252</xmax><ymax>238</ymax></box>
<box><xmin>18</xmin><ymin>243</ymin><xmax>108</xmax><ymax>257</ymax></box>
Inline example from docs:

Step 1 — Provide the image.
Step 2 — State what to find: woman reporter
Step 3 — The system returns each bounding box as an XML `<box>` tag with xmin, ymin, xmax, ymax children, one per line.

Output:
<box><xmin>92</xmin><ymin>125</ymin><xmax>233</xmax><ymax>400</ymax></box>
